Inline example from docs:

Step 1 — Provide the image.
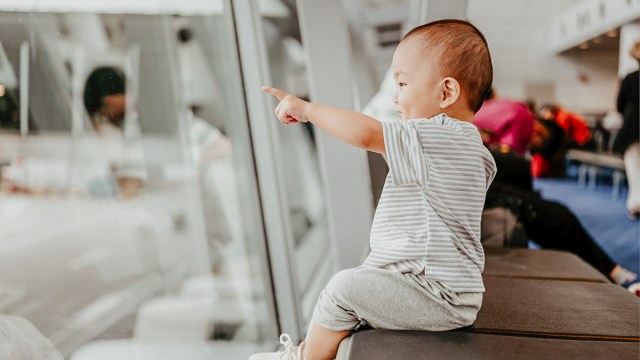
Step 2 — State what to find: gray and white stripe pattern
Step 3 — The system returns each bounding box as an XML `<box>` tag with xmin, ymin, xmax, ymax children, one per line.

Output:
<box><xmin>363</xmin><ymin>113</ymin><xmax>497</xmax><ymax>293</ymax></box>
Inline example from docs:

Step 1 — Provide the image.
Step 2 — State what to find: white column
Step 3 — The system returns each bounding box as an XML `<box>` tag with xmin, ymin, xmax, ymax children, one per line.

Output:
<box><xmin>297</xmin><ymin>0</ymin><xmax>374</xmax><ymax>270</ymax></box>
<box><xmin>618</xmin><ymin>22</ymin><xmax>640</xmax><ymax>78</ymax></box>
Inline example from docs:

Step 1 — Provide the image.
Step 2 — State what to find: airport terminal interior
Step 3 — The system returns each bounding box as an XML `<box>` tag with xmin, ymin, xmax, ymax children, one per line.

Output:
<box><xmin>0</xmin><ymin>0</ymin><xmax>638</xmax><ymax>359</ymax></box>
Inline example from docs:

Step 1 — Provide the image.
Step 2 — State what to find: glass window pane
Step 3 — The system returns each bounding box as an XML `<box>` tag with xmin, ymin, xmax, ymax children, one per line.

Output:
<box><xmin>0</xmin><ymin>9</ymin><xmax>277</xmax><ymax>359</ymax></box>
<box><xmin>258</xmin><ymin>0</ymin><xmax>334</xmax><ymax>323</ymax></box>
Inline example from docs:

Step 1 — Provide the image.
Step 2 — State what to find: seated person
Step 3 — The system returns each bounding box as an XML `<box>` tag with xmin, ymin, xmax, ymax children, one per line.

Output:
<box><xmin>529</xmin><ymin>116</ymin><xmax>566</xmax><ymax>178</ymax></box>
<box><xmin>539</xmin><ymin>103</ymin><xmax>592</xmax><ymax>149</ymax></box>
<box><xmin>473</xmin><ymin>88</ymin><xmax>535</xmax><ymax>156</ymax></box>
<box><xmin>84</xmin><ymin>67</ymin><xmax>127</xmax><ymax>135</ymax></box>
<box><xmin>532</xmin><ymin>103</ymin><xmax>593</xmax><ymax>178</ymax></box>
<box><xmin>83</xmin><ymin>67</ymin><xmax>146</xmax><ymax>199</ymax></box>
<box><xmin>356</xmin><ymin>22</ymin><xmax>639</xmax><ymax>298</ymax></box>
<box><xmin>485</xmin><ymin>148</ymin><xmax>639</xmax><ymax>294</ymax></box>
<box><xmin>254</xmin><ymin>19</ymin><xmax>496</xmax><ymax>360</ymax></box>
<box><xmin>615</xmin><ymin>40</ymin><xmax>640</xmax><ymax>219</ymax></box>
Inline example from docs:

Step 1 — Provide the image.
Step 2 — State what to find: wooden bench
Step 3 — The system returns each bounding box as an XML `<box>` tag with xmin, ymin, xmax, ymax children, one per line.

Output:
<box><xmin>339</xmin><ymin>330</ymin><xmax>639</xmax><ymax>360</ymax></box>
<box><xmin>483</xmin><ymin>248</ymin><xmax>609</xmax><ymax>283</ymax></box>
<box><xmin>472</xmin><ymin>276</ymin><xmax>639</xmax><ymax>341</ymax></box>
<box><xmin>337</xmin><ymin>249</ymin><xmax>640</xmax><ymax>360</ymax></box>
<box><xmin>566</xmin><ymin>149</ymin><xmax>626</xmax><ymax>199</ymax></box>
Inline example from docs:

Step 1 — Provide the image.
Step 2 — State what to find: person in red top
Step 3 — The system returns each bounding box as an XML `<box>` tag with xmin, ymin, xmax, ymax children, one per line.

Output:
<box><xmin>529</xmin><ymin>104</ymin><xmax>593</xmax><ymax>178</ymax></box>
<box><xmin>539</xmin><ymin>104</ymin><xmax>592</xmax><ymax>148</ymax></box>
<box><xmin>529</xmin><ymin>118</ymin><xmax>566</xmax><ymax>178</ymax></box>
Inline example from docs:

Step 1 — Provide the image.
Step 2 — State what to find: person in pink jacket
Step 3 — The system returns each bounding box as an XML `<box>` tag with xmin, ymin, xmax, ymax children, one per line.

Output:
<box><xmin>473</xmin><ymin>88</ymin><xmax>535</xmax><ymax>156</ymax></box>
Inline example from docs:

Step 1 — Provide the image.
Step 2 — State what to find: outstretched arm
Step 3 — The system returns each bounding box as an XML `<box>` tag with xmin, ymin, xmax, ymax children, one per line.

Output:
<box><xmin>262</xmin><ymin>86</ymin><xmax>385</xmax><ymax>155</ymax></box>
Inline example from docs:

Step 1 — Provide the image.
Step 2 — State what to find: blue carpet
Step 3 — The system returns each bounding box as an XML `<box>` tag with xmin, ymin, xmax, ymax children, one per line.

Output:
<box><xmin>533</xmin><ymin>177</ymin><xmax>640</xmax><ymax>274</ymax></box>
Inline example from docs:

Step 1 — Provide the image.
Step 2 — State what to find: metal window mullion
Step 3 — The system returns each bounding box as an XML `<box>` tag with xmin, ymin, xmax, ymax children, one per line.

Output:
<box><xmin>296</xmin><ymin>0</ymin><xmax>374</xmax><ymax>271</ymax></box>
<box><xmin>19</xmin><ymin>41</ymin><xmax>29</xmax><ymax>136</ymax></box>
<box><xmin>230</xmin><ymin>0</ymin><xmax>304</xmax><ymax>342</ymax></box>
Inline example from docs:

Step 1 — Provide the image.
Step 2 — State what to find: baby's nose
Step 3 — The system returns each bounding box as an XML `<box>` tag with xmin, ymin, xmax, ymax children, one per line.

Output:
<box><xmin>392</xmin><ymin>96</ymin><xmax>398</xmax><ymax>104</ymax></box>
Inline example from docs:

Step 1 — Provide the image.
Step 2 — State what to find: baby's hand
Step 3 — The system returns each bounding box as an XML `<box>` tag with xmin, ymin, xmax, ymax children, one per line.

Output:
<box><xmin>262</xmin><ymin>86</ymin><xmax>309</xmax><ymax>125</ymax></box>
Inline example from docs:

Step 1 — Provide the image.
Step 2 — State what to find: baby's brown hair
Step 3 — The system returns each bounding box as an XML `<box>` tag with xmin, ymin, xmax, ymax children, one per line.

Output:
<box><xmin>403</xmin><ymin>19</ymin><xmax>493</xmax><ymax>112</ymax></box>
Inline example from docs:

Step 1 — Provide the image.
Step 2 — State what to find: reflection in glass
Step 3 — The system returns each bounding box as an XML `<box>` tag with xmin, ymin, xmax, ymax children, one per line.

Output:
<box><xmin>0</xmin><ymin>67</ymin><xmax>19</xmax><ymax>131</ymax></box>
<box><xmin>0</xmin><ymin>9</ymin><xmax>276</xmax><ymax>359</ymax></box>
<box><xmin>258</xmin><ymin>0</ymin><xmax>333</xmax><ymax>323</ymax></box>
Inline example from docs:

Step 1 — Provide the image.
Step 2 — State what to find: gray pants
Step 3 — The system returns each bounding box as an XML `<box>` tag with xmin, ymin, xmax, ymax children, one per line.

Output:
<box><xmin>312</xmin><ymin>266</ymin><xmax>482</xmax><ymax>332</ymax></box>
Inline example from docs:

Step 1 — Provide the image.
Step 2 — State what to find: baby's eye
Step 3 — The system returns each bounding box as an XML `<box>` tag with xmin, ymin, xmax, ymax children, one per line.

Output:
<box><xmin>398</xmin><ymin>82</ymin><xmax>407</xmax><ymax>88</ymax></box>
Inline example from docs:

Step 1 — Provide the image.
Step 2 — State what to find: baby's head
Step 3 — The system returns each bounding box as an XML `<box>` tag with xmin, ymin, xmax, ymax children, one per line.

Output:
<box><xmin>391</xmin><ymin>19</ymin><xmax>492</xmax><ymax>121</ymax></box>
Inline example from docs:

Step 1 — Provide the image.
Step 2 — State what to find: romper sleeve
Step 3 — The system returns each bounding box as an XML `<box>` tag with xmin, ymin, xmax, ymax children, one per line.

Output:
<box><xmin>382</xmin><ymin>120</ymin><xmax>429</xmax><ymax>186</ymax></box>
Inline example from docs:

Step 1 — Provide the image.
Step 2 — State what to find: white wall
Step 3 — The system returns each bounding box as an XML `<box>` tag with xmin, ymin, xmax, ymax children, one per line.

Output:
<box><xmin>467</xmin><ymin>0</ymin><xmax>620</xmax><ymax>114</ymax></box>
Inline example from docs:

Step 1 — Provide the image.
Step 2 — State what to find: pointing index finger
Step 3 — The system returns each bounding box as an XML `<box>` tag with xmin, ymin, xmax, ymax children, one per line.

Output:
<box><xmin>262</xmin><ymin>86</ymin><xmax>288</xmax><ymax>101</ymax></box>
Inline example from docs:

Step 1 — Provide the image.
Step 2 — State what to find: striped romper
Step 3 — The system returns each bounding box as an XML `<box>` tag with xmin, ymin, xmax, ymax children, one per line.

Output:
<box><xmin>313</xmin><ymin>113</ymin><xmax>497</xmax><ymax>332</ymax></box>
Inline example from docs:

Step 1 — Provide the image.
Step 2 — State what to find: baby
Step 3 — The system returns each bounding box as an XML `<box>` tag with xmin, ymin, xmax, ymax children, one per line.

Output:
<box><xmin>251</xmin><ymin>19</ymin><xmax>496</xmax><ymax>360</ymax></box>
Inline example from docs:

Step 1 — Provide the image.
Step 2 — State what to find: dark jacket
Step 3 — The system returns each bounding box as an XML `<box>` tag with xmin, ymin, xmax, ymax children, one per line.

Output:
<box><xmin>615</xmin><ymin>70</ymin><xmax>639</xmax><ymax>153</ymax></box>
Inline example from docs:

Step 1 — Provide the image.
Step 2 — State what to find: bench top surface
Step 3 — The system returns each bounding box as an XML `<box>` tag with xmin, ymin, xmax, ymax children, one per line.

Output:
<box><xmin>340</xmin><ymin>249</ymin><xmax>639</xmax><ymax>360</ymax></box>
<box><xmin>475</xmin><ymin>277</ymin><xmax>640</xmax><ymax>340</ymax></box>
<box><xmin>343</xmin><ymin>330</ymin><xmax>640</xmax><ymax>360</ymax></box>
<box><xmin>483</xmin><ymin>248</ymin><xmax>609</xmax><ymax>283</ymax></box>
<box><xmin>566</xmin><ymin>149</ymin><xmax>625</xmax><ymax>168</ymax></box>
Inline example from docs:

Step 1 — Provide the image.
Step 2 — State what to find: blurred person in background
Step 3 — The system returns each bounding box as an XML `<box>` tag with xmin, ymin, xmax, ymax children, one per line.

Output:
<box><xmin>473</xmin><ymin>89</ymin><xmax>639</xmax><ymax>293</ymax></box>
<box><xmin>539</xmin><ymin>103</ymin><xmax>592</xmax><ymax>150</ymax></box>
<box><xmin>530</xmin><ymin>102</ymin><xmax>592</xmax><ymax>178</ymax></box>
<box><xmin>529</xmin><ymin>111</ymin><xmax>566</xmax><ymax>178</ymax></box>
<box><xmin>615</xmin><ymin>40</ymin><xmax>640</xmax><ymax>219</ymax></box>
<box><xmin>84</xmin><ymin>67</ymin><xmax>127</xmax><ymax>135</ymax></box>
<box><xmin>485</xmin><ymin>148</ymin><xmax>639</xmax><ymax>294</ymax></box>
<box><xmin>83</xmin><ymin>66</ymin><xmax>146</xmax><ymax>199</ymax></box>
<box><xmin>473</xmin><ymin>88</ymin><xmax>535</xmax><ymax>156</ymax></box>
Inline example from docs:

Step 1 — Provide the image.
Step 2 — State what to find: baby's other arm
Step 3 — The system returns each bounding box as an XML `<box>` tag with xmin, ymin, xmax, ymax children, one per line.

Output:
<box><xmin>262</xmin><ymin>86</ymin><xmax>385</xmax><ymax>155</ymax></box>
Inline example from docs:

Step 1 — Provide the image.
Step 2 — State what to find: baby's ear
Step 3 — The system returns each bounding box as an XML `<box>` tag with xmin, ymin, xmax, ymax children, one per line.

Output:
<box><xmin>439</xmin><ymin>77</ymin><xmax>461</xmax><ymax>109</ymax></box>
